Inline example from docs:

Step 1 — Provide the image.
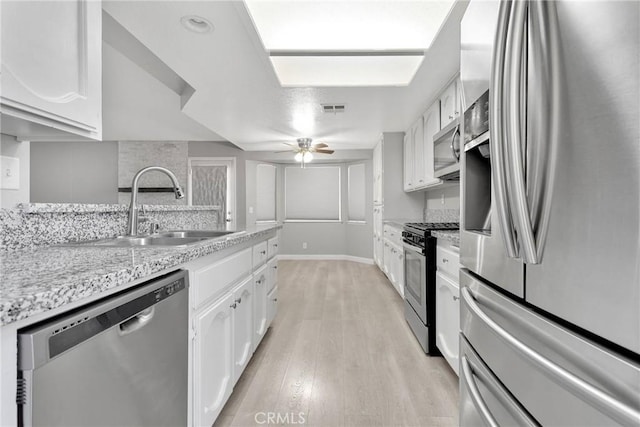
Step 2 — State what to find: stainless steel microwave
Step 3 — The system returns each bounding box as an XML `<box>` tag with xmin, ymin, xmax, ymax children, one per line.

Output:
<box><xmin>433</xmin><ymin>119</ymin><xmax>461</xmax><ymax>179</ymax></box>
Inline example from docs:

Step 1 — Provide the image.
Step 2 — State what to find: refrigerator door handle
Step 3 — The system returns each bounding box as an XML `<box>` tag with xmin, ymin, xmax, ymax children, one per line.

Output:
<box><xmin>462</xmin><ymin>287</ymin><xmax>640</xmax><ymax>426</ymax></box>
<box><xmin>462</xmin><ymin>354</ymin><xmax>540</xmax><ymax>427</ymax></box>
<box><xmin>526</xmin><ymin>0</ymin><xmax>561</xmax><ymax>263</ymax></box>
<box><xmin>461</xmin><ymin>356</ymin><xmax>499</xmax><ymax>427</ymax></box>
<box><xmin>490</xmin><ymin>0</ymin><xmax>519</xmax><ymax>258</ymax></box>
<box><xmin>504</xmin><ymin>0</ymin><xmax>539</xmax><ymax>264</ymax></box>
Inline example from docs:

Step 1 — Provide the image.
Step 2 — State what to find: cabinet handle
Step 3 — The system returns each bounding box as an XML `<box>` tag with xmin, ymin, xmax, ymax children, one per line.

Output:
<box><xmin>273</xmin><ymin>244</ymin><xmax>278</xmax><ymax>247</ymax></box>
<box><xmin>273</xmin><ymin>298</ymin><xmax>278</xmax><ymax>302</ymax></box>
<box><xmin>449</xmin><ymin>114</ymin><xmax>454</xmax><ymax>120</ymax></box>
<box><xmin>230</xmin><ymin>302</ymin><xmax>237</xmax><ymax>309</ymax></box>
<box><xmin>442</xmin><ymin>258</ymin><xmax>449</xmax><ymax>263</ymax></box>
<box><xmin>453</xmin><ymin>295</ymin><xmax>459</xmax><ymax>301</ymax></box>
<box><xmin>260</xmin><ymin>250</ymin><xmax>266</xmax><ymax>255</ymax></box>
<box><xmin>273</xmin><ymin>266</ymin><xmax>278</xmax><ymax>270</ymax></box>
<box><xmin>235</xmin><ymin>297</ymin><xmax>242</xmax><ymax>304</ymax></box>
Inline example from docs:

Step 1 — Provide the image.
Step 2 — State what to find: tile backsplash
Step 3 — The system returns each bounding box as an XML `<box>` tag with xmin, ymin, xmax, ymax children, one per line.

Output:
<box><xmin>0</xmin><ymin>203</ymin><xmax>221</xmax><ymax>251</ymax></box>
<box><xmin>424</xmin><ymin>208</ymin><xmax>460</xmax><ymax>223</ymax></box>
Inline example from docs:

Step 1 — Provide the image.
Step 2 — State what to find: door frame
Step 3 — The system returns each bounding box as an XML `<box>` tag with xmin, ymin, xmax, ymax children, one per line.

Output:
<box><xmin>187</xmin><ymin>157</ymin><xmax>236</xmax><ymax>229</ymax></box>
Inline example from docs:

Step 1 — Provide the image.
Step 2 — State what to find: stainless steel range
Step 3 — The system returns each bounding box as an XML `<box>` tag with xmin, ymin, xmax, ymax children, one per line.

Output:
<box><xmin>402</xmin><ymin>222</ymin><xmax>459</xmax><ymax>354</ymax></box>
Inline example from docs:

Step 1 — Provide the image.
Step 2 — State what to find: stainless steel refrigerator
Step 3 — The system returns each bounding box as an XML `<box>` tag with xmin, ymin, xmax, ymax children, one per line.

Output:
<box><xmin>459</xmin><ymin>0</ymin><xmax>640</xmax><ymax>425</ymax></box>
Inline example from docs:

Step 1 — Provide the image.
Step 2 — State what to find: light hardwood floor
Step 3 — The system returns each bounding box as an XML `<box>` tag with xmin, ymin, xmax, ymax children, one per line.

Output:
<box><xmin>214</xmin><ymin>260</ymin><xmax>459</xmax><ymax>427</ymax></box>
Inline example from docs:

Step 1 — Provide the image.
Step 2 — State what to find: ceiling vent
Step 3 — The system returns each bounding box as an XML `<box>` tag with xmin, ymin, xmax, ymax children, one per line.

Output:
<box><xmin>321</xmin><ymin>104</ymin><xmax>346</xmax><ymax>114</ymax></box>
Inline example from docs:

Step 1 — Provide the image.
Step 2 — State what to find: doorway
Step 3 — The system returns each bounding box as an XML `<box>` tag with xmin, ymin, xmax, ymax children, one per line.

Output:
<box><xmin>188</xmin><ymin>157</ymin><xmax>236</xmax><ymax>230</ymax></box>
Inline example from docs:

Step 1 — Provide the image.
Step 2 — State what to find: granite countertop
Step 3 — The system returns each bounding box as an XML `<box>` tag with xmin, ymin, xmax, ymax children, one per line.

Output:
<box><xmin>431</xmin><ymin>230</ymin><xmax>460</xmax><ymax>247</ymax></box>
<box><xmin>0</xmin><ymin>224</ymin><xmax>280</xmax><ymax>326</ymax></box>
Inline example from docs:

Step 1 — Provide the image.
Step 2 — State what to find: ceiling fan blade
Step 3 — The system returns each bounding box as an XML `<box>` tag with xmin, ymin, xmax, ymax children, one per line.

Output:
<box><xmin>314</xmin><ymin>149</ymin><xmax>335</xmax><ymax>154</ymax></box>
<box><xmin>312</xmin><ymin>142</ymin><xmax>328</xmax><ymax>149</ymax></box>
<box><xmin>282</xmin><ymin>142</ymin><xmax>297</xmax><ymax>147</ymax></box>
<box><xmin>274</xmin><ymin>149</ymin><xmax>296</xmax><ymax>153</ymax></box>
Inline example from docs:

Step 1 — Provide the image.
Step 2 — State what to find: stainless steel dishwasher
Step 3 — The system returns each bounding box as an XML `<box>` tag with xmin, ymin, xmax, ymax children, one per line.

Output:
<box><xmin>17</xmin><ymin>270</ymin><xmax>189</xmax><ymax>427</ymax></box>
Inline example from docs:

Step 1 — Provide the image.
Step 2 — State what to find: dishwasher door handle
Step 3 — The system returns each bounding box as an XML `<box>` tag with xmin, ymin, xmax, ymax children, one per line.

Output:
<box><xmin>118</xmin><ymin>307</ymin><xmax>155</xmax><ymax>336</ymax></box>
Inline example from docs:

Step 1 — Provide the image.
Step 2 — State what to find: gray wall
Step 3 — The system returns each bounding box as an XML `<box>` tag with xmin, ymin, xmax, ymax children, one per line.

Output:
<box><xmin>188</xmin><ymin>141</ymin><xmax>247</xmax><ymax>228</ymax></box>
<box><xmin>0</xmin><ymin>133</ymin><xmax>30</xmax><ymax>208</ymax></box>
<box><xmin>30</xmin><ymin>141</ymin><xmax>118</xmax><ymax>204</ymax></box>
<box><xmin>246</xmin><ymin>157</ymin><xmax>374</xmax><ymax>260</ymax></box>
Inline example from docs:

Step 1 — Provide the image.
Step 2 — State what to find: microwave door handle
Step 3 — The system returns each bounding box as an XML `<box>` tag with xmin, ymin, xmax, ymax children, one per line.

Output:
<box><xmin>450</xmin><ymin>125</ymin><xmax>461</xmax><ymax>162</ymax></box>
<box><xmin>490</xmin><ymin>0</ymin><xmax>518</xmax><ymax>258</ymax></box>
<box><xmin>526</xmin><ymin>0</ymin><xmax>561</xmax><ymax>263</ymax></box>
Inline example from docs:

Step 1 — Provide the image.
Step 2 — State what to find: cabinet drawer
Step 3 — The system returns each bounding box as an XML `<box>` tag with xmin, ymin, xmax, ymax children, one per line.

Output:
<box><xmin>267</xmin><ymin>237</ymin><xmax>279</xmax><ymax>259</ymax></box>
<box><xmin>436</xmin><ymin>244</ymin><xmax>460</xmax><ymax>281</ymax></box>
<box><xmin>193</xmin><ymin>247</ymin><xmax>252</xmax><ymax>309</ymax></box>
<box><xmin>253</xmin><ymin>241</ymin><xmax>268</xmax><ymax>268</ymax></box>
<box><xmin>383</xmin><ymin>224</ymin><xmax>404</xmax><ymax>247</ymax></box>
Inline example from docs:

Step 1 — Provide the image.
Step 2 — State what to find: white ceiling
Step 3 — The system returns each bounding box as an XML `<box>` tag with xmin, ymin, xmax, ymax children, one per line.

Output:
<box><xmin>102</xmin><ymin>1</ymin><xmax>468</xmax><ymax>151</ymax></box>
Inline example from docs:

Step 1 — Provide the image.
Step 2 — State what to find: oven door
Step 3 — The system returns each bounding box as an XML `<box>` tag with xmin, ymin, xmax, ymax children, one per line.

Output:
<box><xmin>403</xmin><ymin>241</ymin><xmax>427</xmax><ymax>324</ymax></box>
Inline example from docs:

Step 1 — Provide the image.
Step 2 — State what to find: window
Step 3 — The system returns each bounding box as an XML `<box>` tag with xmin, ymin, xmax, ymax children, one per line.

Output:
<box><xmin>285</xmin><ymin>166</ymin><xmax>341</xmax><ymax>221</ymax></box>
<box><xmin>256</xmin><ymin>164</ymin><xmax>277</xmax><ymax>222</ymax></box>
<box><xmin>347</xmin><ymin>163</ymin><xmax>366</xmax><ymax>222</ymax></box>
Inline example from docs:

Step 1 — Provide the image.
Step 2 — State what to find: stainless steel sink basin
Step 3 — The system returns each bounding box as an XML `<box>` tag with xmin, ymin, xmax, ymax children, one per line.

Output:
<box><xmin>158</xmin><ymin>230</ymin><xmax>236</xmax><ymax>239</ymax></box>
<box><xmin>66</xmin><ymin>229</ymin><xmax>244</xmax><ymax>248</ymax></box>
<box><xmin>86</xmin><ymin>236</ymin><xmax>209</xmax><ymax>247</ymax></box>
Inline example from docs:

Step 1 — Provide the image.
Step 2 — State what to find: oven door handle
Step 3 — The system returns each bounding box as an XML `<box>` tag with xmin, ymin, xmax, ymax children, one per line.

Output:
<box><xmin>403</xmin><ymin>242</ymin><xmax>425</xmax><ymax>255</ymax></box>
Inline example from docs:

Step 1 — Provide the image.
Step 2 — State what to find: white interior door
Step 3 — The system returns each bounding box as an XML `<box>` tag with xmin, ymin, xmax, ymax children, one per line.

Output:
<box><xmin>188</xmin><ymin>157</ymin><xmax>236</xmax><ymax>230</ymax></box>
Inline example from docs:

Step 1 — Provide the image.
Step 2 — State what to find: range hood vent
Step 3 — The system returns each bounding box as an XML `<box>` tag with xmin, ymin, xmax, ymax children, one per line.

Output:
<box><xmin>321</xmin><ymin>104</ymin><xmax>346</xmax><ymax>114</ymax></box>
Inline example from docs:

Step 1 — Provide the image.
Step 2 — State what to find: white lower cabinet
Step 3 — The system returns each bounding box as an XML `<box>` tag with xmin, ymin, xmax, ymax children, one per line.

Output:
<box><xmin>435</xmin><ymin>242</ymin><xmax>460</xmax><ymax>376</ymax></box>
<box><xmin>193</xmin><ymin>293</ymin><xmax>234</xmax><ymax>427</ymax></box>
<box><xmin>232</xmin><ymin>276</ymin><xmax>254</xmax><ymax>383</ymax></box>
<box><xmin>189</xmin><ymin>233</ymin><xmax>278</xmax><ymax>426</ymax></box>
<box><xmin>253</xmin><ymin>265</ymin><xmax>268</xmax><ymax>351</ymax></box>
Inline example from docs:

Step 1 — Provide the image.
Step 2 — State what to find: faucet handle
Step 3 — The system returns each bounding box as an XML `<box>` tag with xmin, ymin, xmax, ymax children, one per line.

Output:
<box><xmin>149</xmin><ymin>223</ymin><xmax>160</xmax><ymax>234</ymax></box>
<box><xmin>140</xmin><ymin>204</ymin><xmax>147</xmax><ymax>215</ymax></box>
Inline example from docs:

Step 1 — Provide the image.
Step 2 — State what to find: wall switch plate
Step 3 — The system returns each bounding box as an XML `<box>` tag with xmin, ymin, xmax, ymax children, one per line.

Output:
<box><xmin>302</xmin><ymin>242</ymin><xmax>308</xmax><ymax>249</ymax></box>
<box><xmin>0</xmin><ymin>156</ymin><xmax>20</xmax><ymax>190</ymax></box>
<box><xmin>249</xmin><ymin>206</ymin><xmax>254</xmax><ymax>214</ymax></box>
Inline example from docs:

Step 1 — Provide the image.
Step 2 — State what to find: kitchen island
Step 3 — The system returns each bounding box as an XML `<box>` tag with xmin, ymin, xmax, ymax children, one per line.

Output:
<box><xmin>0</xmin><ymin>219</ymin><xmax>281</xmax><ymax>426</ymax></box>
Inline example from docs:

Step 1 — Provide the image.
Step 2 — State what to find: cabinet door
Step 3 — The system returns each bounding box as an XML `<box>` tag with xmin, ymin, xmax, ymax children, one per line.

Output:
<box><xmin>440</xmin><ymin>80</ymin><xmax>460</xmax><ymax>129</ymax></box>
<box><xmin>267</xmin><ymin>257</ymin><xmax>278</xmax><ymax>293</ymax></box>
<box><xmin>267</xmin><ymin>285</ymin><xmax>278</xmax><ymax>329</ymax></box>
<box><xmin>389</xmin><ymin>242</ymin><xmax>404</xmax><ymax>297</ymax></box>
<box><xmin>194</xmin><ymin>292</ymin><xmax>234</xmax><ymax>427</ymax></box>
<box><xmin>1</xmin><ymin>0</ymin><xmax>102</xmax><ymax>138</ymax></box>
<box><xmin>383</xmin><ymin>239</ymin><xmax>392</xmax><ymax>277</ymax></box>
<box><xmin>232</xmin><ymin>276</ymin><xmax>254</xmax><ymax>383</ymax></box>
<box><xmin>423</xmin><ymin>103</ymin><xmax>442</xmax><ymax>185</ymax></box>
<box><xmin>373</xmin><ymin>142</ymin><xmax>383</xmax><ymax>204</ymax></box>
<box><xmin>436</xmin><ymin>272</ymin><xmax>460</xmax><ymax>376</ymax></box>
<box><xmin>267</xmin><ymin>237</ymin><xmax>279</xmax><ymax>260</ymax></box>
<box><xmin>412</xmin><ymin>119</ymin><xmax>426</xmax><ymax>188</ymax></box>
<box><xmin>253</xmin><ymin>265</ymin><xmax>268</xmax><ymax>351</ymax></box>
<box><xmin>403</xmin><ymin>133</ymin><xmax>414</xmax><ymax>191</ymax></box>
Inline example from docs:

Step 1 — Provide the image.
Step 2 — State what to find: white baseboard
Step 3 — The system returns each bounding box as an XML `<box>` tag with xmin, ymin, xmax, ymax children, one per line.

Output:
<box><xmin>278</xmin><ymin>254</ymin><xmax>374</xmax><ymax>265</ymax></box>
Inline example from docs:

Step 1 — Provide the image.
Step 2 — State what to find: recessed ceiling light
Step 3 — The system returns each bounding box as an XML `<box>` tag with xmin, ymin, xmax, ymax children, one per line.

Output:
<box><xmin>180</xmin><ymin>15</ymin><xmax>214</xmax><ymax>34</ymax></box>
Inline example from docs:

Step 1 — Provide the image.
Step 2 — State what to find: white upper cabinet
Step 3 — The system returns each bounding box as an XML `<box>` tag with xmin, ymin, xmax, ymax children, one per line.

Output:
<box><xmin>422</xmin><ymin>102</ymin><xmax>442</xmax><ymax>187</ymax></box>
<box><xmin>403</xmin><ymin>132</ymin><xmax>414</xmax><ymax>191</ymax></box>
<box><xmin>412</xmin><ymin>119</ymin><xmax>426</xmax><ymax>188</ymax></box>
<box><xmin>0</xmin><ymin>0</ymin><xmax>102</xmax><ymax>140</ymax></box>
<box><xmin>373</xmin><ymin>141</ymin><xmax>383</xmax><ymax>204</ymax></box>
<box><xmin>439</xmin><ymin>79</ymin><xmax>461</xmax><ymax>129</ymax></box>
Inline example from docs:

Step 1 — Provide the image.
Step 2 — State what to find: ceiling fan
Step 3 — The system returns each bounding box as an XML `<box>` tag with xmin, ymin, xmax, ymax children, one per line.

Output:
<box><xmin>280</xmin><ymin>138</ymin><xmax>335</xmax><ymax>167</ymax></box>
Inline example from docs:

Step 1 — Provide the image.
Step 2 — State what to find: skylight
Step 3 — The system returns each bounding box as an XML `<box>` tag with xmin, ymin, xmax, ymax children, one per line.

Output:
<box><xmin>244</xmin><ymin>0</ymin><xmax>456</xmax><ymax>87</ymax></box>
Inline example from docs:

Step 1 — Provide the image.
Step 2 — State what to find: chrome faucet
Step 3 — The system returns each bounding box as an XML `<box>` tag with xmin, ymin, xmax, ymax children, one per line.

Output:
<box><xmin>127</xmin><ymin>166</ymin><xmax>184</xmax><ymax>236</ymax></box>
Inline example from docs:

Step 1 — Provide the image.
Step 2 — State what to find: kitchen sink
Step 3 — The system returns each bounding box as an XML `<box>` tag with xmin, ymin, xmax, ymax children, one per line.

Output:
<box><xmin>82</xmin><ymin>236</ymin><xmax>209</xmax><ymax>247</ymax></box>
<box><xmin>66</xmin><ymin>230</ymin><xmax>243</xmax><ymax>247</ymax></box>
<box><xmin>158</xmin><ymin>230</ymin><xmax>238</xmax><ymax>239</ymax></box>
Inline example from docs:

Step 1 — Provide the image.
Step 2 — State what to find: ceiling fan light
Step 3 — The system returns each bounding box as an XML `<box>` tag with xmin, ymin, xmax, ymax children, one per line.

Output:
<box><xmin>294</xmin><ymin>151</ymin><xmax>313</xmax><ymax>163</ymax></box>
